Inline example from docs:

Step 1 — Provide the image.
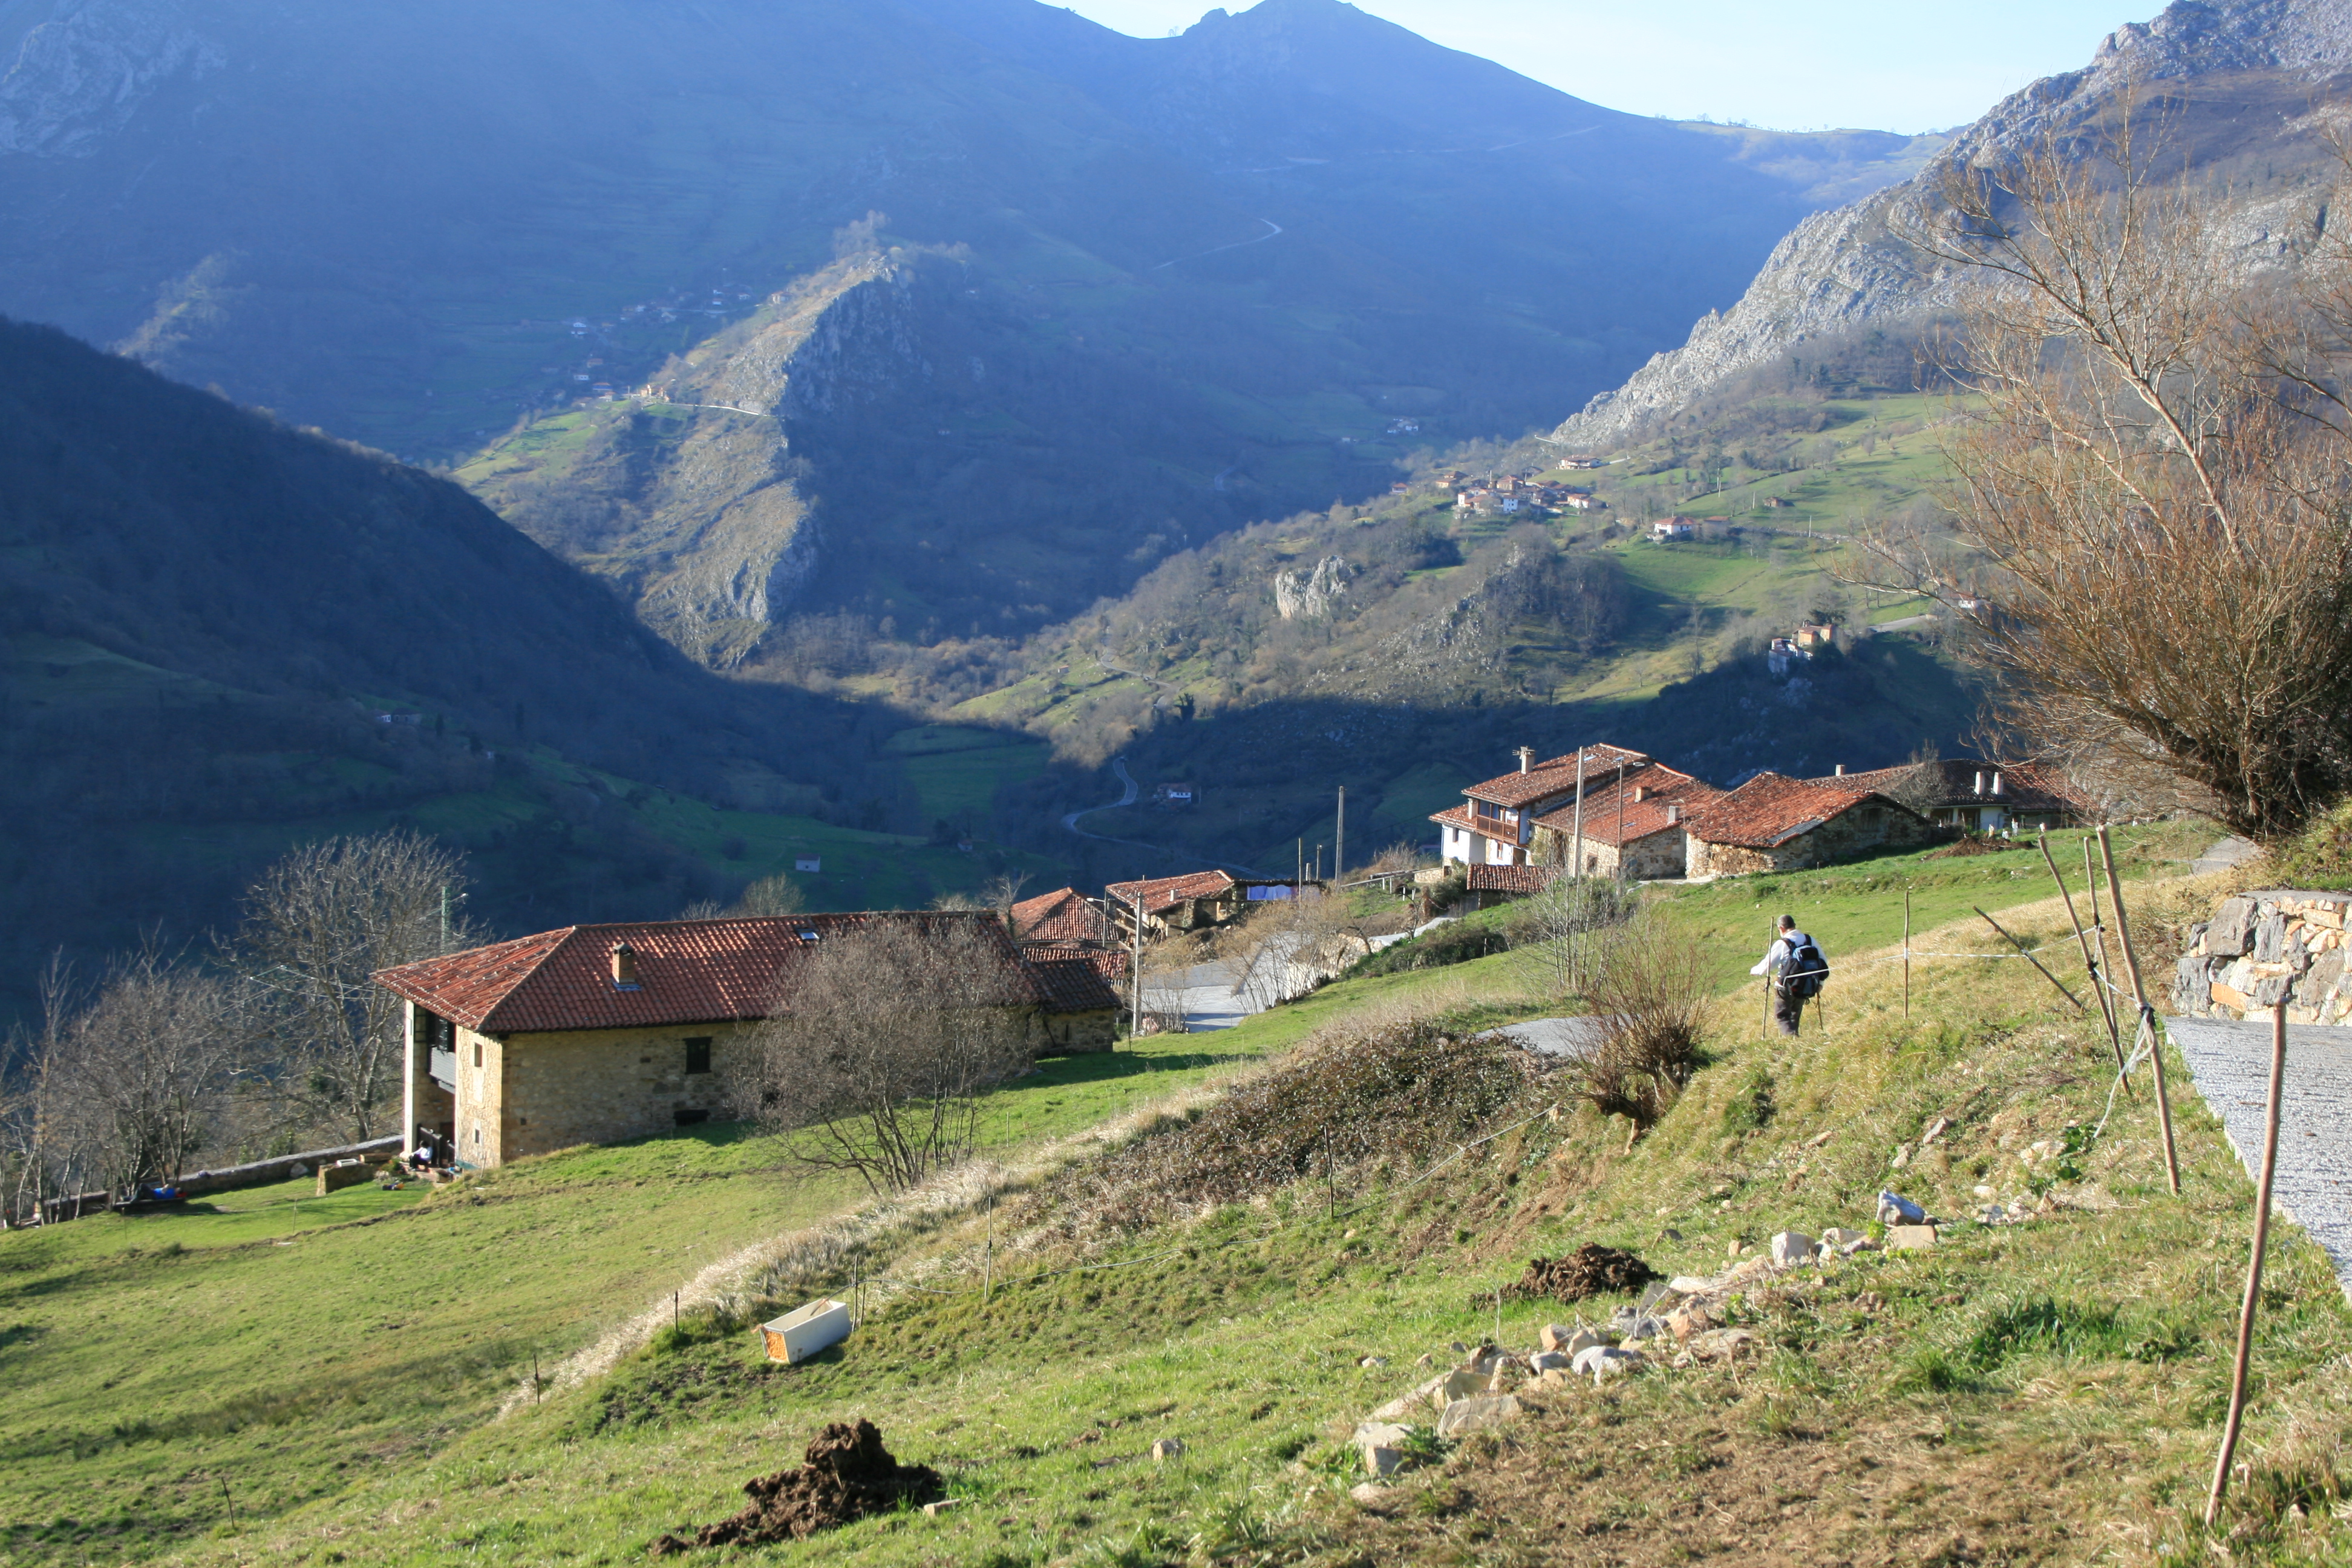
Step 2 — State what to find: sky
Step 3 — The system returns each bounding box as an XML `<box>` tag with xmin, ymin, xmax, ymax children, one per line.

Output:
<box><xmin>1059</xmin><ymin>0</ymin><xmax>2157</xmax><ymax>135</ymax></box>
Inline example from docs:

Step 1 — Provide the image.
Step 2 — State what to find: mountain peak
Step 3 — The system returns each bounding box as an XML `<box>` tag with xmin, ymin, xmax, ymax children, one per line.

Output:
<box><xmin>2092</xmin><ymin>0</ymin><xmax>2352</xmax><ymax>83</ymax></box>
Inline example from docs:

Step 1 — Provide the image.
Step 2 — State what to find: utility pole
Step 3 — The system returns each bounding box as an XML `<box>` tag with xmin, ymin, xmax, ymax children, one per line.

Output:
<box><xmin>1613</xmin><ymin>761</ymin><xmax>1626</xmax><ymax>881</ymax></box>
<box><xmin>1335</xmin><ymin>786</ymin><xmax>1346</xmax><ymax>887</ymax></box>
<box><xmin>1128</xmin><ymin>890</ymin><xmax>1144</xmax><ymax>1041</ymax></box>
<box><xmin>1296</xmin><ymin>837</ymin><xmax>1304</xmax><ymax>887</ymax></box>
<box><xmin>1568</xmin><ymin>748</ymin><xmax>1588</xmax><ymax>881</ymax></box>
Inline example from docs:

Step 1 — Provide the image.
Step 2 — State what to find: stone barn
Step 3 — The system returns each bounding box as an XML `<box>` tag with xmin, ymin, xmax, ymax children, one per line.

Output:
<box><xmin>374</xmin><ymin>910</ymin><xmax>1040</xmax><ymax>1169</ymax></box>
<box><xmin>1682</xmin><ymin>773</ymin><xmax>1939</xmax><ymax>877</ymax></box>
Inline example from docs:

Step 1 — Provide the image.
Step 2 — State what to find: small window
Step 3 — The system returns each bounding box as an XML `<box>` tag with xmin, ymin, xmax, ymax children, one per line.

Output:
<box><xmin>685</xmin><ymin>1037</ymin><xmax>713</xmax><ymax>1076</ymax></box>
<box><xmin>472</xmin><ymin>1040</ymin><xmax>482</xmax><ymax>1069</ymax></box>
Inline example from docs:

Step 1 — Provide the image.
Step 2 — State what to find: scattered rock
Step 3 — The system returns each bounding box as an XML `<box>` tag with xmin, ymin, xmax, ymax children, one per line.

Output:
<box><xmin>1539</xmin><ymin>1324</ymin><xmax>1578</xmax><ymax>1353</ymax></box>
<box><xmin>1877</xmin><ymin>1191</ymin><xmax>1927</xmax><ymax>1225</ymax></box>
<box><xmin>1664</xmin><ymin>1303</ymin><xmax>1715</xmax><ymax>1341</ymax></box>
<box><xmin>1727</xmin><ymin>1239</ymin><xmax>1744</xmax><ymax>1258</ymax></box>
<box><xmin>1350</xmin><ymin>1481</ymin><xmax>1388</xmax><ymax>1505</ymax></box>
<box><xmin>1434</xmin><ymin>1393</ymin><xmax>1523</xmax><ymax>1436</ymax></box>
<box><xmin>921</xmin><ymin>1499</ymin><xmax>962</xmax><ymax>1518</ymax></box>
<box><xmin>1527</xmin><ymin>1351</ymin><xmax>1573</xmax><ymax>1372</ymax></box>
<box><xmin>1768</xmin><ymin>1230</ymin><xmax>1817</xmax><ymax>1266</ymax></box>
<box><xmin>1414</xmin><ymin>1352</ymin><xmax>1434</xmax><ymax>1367</ymax></box>
<box><xmin>1448</xmin><ymin>1341</ymin><xmax>1468</xmax><ymax>1354</ymax></box>
<box><xmin>1818</xmin><ymin>1227</ymin><xmax>1871</xmax><ymax>1253</ymax></box>
<box><xmin>1805</xmin><ymin>1128</ymin><xmax>1834</xmax><ymax>1148</ymax></box>
<box><xmin>1570</xmin><ymin>1345</ymin><xmax>1643</xmax><ymax>1383</ymax></box>
<box><xmin>1886</xmin><ymin>1224</ymin><xmax>1938</xmax><ymax>1250</ymax></box>
<box><xmin>1436</xmin><ymin>1369</ymin><xmax>1487</xmax><ymax>1404</ymax></box>
<box><xmin>1151</xmin><ymin>1439</ymin><xmax>1186</xmax><ymax>1462</ymax></box>
<box><xmin>1565</xmin><ymin>1328</ymin><xmax>1604</xmax><ymax>1356</ymax></box>
<box><xmin>1503</xmin><ymin>1244</ymin><xmax>1657</xmax><ymax>1304</ymax></box>
<box><xmin>1973</xmin><ymin>1184</ymin><xmax>1996</xmax><ymax>1199</ymax></box>
<box><xmin>650</xmin><ymin>1419</ymin><xmax>941</xmax><ymax>1553</ymax></box>
<box><xmin>1359</xmin><ymin>1355</ymin><xmax>1388</xmax><ymax>1368</ymax></box>
<box><xmin>1919</xmin><ymin>1116</ymin><xmax>1950</xmax><ymax>1147</ymax></box>
<box><xmin>1679</xmin><ymin>1328</ymin><xmax>1760</xmax><ymax>1364</ymax></box>
<box><xmin>1890</xmin><ymin>1144</ymin><xmax>1912</xmax><ymax>1169</ymax></box>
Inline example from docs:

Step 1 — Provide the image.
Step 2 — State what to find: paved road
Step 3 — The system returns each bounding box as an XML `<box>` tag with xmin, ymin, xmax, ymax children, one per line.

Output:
<box><xmin>2194</xmin><ymin>835</ymin><xmax>2261</xmax><ymax>877</ymax></box>
<box><xmin>1061</xmin><ymin>757</ymin><xmax>1140</xmax><ymax>841</ymax></box>
<box><xmin>2167</xmin><ymin>1014</ymin><xmax>2352</xmax><ymax>1301</ymax></box>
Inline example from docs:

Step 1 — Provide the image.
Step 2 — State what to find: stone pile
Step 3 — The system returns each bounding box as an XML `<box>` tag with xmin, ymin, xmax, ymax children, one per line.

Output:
<box><xmin>2175</xmin><ymin>889</ymin><xmax>2352</xmax><ymax>1024</ymax></box>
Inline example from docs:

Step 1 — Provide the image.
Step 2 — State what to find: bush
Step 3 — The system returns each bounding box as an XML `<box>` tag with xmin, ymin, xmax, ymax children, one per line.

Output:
<box><xmin>1064</xmin><ymin>1019</ymin><xmax>1523</xmax><ymax>1232</ymax></box>
<box><xmin>1560</xmin><ymin>910</ymin><xmax>1707</xmax><ymax>1126</ymax></box>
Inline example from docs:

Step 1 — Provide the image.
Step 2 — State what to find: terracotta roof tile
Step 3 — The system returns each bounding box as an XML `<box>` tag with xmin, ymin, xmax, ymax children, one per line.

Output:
<box><xmin>1682</xmin><ymin>773</ymin><xmax>1913</xmax><ymax>849</ymax></box>
<box><xmin>1428</xmin><ymin>803</ymin><xmax>1478</xmax><ymax>829</ymax></box>
<box><xmin>1010</xmin><ymin>887</ymin><xmax>1114</xmax><ymax>946</ymax></box>
<box><xmin>373</xmin><ymin>912</ymin><xmax>1035</xmax><ymax>1034</ymax></box>
<box><xmin>1529</xmin><ymin>762</ymin><xmax>1722</xmax><ymax>846</ymax></box>
<box><xmin>1466</xmin><ymin>864</ymin><xmax>1561</xmax><ymax>893</ymax></box>
<box><xmin>1024</xmin><ymin>946</ymin><xmax>1127</xmax><ymax>1013</ymax></box>
<box><xmin>1463</xmin><ymin>744</ymin><xmax>1650</xmax><ymax>809</ymax></box>
<box><xmin>1104</xmin><ymin>869</ymin><xmax>1238</xmax><ymax>914</ymax></box>
<box><xmin>1806</xmin><ymin>759</ymin><xmax>2086</xmax><ymax>816</ymax></box>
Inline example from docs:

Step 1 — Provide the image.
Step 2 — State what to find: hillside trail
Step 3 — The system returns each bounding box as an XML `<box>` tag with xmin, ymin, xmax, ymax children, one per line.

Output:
<box><xmin>1062</xmin><ymin>756</ymin><xmax>1267</xmax><ymax>874</ymax></box>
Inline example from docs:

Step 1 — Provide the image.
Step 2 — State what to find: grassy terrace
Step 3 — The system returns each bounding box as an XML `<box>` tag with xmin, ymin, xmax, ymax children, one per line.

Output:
<box><xmin>10</xmin><ymin>823</ymin><xmax>2330</xmax><ymax>1568</ymax></box>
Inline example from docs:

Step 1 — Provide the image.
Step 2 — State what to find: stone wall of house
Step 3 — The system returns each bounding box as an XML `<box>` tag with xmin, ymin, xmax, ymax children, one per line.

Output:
<box><xmin>460</xmin><ymin>1021</ymin><xmax>754</xmax><ymax>1166</ymax></box>
<box><xmin>1687</xmin><ymin>801</ymin><xmax>1938</xmax><ymax>878</ymax></box>
<box><xmin>2174</xmin><ymin>890</ymin><xmax>2352</xmax><ymax>1024</ymax></box>
<box><xmin>1527</xmin><ymin>825</ymin><xmax>1690</xmax><ymax>880</ymax></box>
<box><xmin>1043</xmin><ymin>1008</ymin><xmax>1120</xmax><ymax>1053</ymax></box>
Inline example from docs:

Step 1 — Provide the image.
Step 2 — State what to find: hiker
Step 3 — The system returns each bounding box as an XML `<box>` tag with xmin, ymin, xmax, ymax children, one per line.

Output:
<box><xmin>1751</xmin><ymin>914</ymin><xmax>1829</xmax><ymax>1036</ymax></box>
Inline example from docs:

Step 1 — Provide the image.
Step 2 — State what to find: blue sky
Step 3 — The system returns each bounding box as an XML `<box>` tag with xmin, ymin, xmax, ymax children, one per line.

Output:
<box><xmin>1060</xmin><ymin>0</ymin><xmax>2155</xmax><ymax>134</ymax></box>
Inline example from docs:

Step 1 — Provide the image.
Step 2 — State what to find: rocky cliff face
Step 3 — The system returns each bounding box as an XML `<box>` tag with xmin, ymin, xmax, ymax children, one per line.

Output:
<box><xmin>1552</xmin><ymin>0</ymin><xmax>2352</xmax><ymax>451</ymax></box>
<box><xmin>460</xmin><ymin>251</ymin><xmax>922</xmax><ymax>668</ymax></box>
<box><xmin>0</xmin><ymin>0</ymin><xmax>220</xmax><ymax>157</ymax></box>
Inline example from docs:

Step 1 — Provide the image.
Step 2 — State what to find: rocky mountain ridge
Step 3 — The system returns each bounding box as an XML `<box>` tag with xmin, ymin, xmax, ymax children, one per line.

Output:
<box><xmin>1552</xmin><ymin>0</ymin><xmax>2352</xmax><ymax>450</ymax></box>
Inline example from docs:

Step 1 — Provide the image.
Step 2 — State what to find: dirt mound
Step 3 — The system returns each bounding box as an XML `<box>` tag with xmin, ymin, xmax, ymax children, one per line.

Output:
<box><xmin>1927</xmin><ymin>835</ymin><xmax>2022</xmax><ymax>858</ymax></box>
<box><xmin>649</xmin><ymin>1419</ymin><xmax>939</xmax><ymax>1554</ymax></box>
<box><xmin>1501</xmin><ymin>1244</ymin><xmax>1657</xmax><ymax>1304</ymax></box>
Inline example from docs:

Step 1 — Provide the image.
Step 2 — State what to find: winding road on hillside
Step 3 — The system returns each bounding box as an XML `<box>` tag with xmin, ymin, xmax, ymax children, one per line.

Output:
<box><xmin>1061</xmin><ymin>757</ymin><xmax>1265</xmax><ymax>875</ymax></box>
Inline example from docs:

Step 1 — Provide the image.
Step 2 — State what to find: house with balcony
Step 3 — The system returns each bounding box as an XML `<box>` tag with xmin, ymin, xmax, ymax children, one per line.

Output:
<box><xmin>373</xmin><ymin>911</ymin><xmax>1048</xmax><ymax>1169</ymax></box>
<box><xmin>1431</xmin><ymin>743</ymin><xmax>1688</xmax><ymax>872</ymax></box>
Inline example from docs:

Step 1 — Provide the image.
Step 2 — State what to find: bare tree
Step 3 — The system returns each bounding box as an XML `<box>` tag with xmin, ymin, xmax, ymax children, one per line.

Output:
<box><xmin>734</xmin><ymin>874</ymin><xmax>806</xmax><ymax>916</ymax></box>
<box><xmin>1509</xmin><ymin>872</ymin><xmax>1633</xmax><ymax>997</ymax></box>
<box><xmin>0</xmin><ymin>953</ymin><xmax>91</xmax><ymax>1224</ymax></box>
<box><xmin>38</xmin><ymin>949</ymin><xmax>244</xmax><ymax>1203</ymax></box>
<box><xmin>982</xmin><ymin>869</ymin><xmax>1033</xmax><ymax>921</ymax></box>
<box><xmin>730</xmin><ymin>918</ymin><xmax>1036</xmax><ymax>1195</ymax></box>
<box><xmin>234</xmin><ymin>830</ymin><xmax>471</xmax><ymax>1143</ymax></box>
<box><xmin>1859</xmin><ymin>115</ymin><xmax>2352</xmax><ymax>839</ymax></box>
<box><xmin>1561</xmin><ymin>910</ymin><xmax>1708</xmax><ymax>1128</ymax></box>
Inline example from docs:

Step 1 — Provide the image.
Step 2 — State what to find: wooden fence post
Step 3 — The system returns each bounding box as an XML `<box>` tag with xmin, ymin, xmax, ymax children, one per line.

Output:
<box><xmin>2207</xmin><ymin>1004</ymin><xmax>2290</xmax><ymax>1527</ymax></box>
<box><xmin>2098</xmin><ymin>825</ymin><xmax>2181</xmax><ymax>1195</ymax></box>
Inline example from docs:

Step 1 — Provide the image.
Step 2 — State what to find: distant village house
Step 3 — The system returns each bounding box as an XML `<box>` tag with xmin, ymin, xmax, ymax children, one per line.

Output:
<box><xmin>1680</xmin><ymin>773</ymin><xmax>1937</xmax><ymax>877</ymax></box>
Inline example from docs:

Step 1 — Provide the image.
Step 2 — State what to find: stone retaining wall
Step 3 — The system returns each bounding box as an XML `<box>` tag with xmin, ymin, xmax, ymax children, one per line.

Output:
<box><xmin>2174</xmin><ymin>889</ymin><xmax>2352</xmax><ymax>1024</ymax></box>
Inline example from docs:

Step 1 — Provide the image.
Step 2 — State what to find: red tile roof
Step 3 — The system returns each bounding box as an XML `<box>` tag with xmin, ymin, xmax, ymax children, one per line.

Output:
<box><xmin>1682</xmin><ymin>773</ymin><xmax>1912</xmax><ymax>849</ymax></box>
<box><xmin>1104</xmin><ymin>869</ymin><xmax>1238</xmax><ymax>915</ymax></box>
<box><xmin>1010</xmin><ymin>887</ymin><xmax>1115</xmax><ymax>946</ymax></box>
<box><xmin>1462</xmin><ymin>744</ymin><xmax>1650</xmax><ymax>809</ymax></box>
<box><xmin>1806</xmin><ymin>759</ymin><xmax>2087</xmax><ymax>816</ymax></box>
<box><xmin>1530</xmin><ymin>762</ymin><xmax>1721</xmax><ymax>847</ymax></box>
<box><xmin>373</xmin><ymin>912</ymin><xmax>1036</xmax><ymax>1034</ymax></box>
<box><xmin>1024</xmin><ymin>946</ymin><xmax>1128</xmax><ymax>1013</ymax></box>
<box><xmin>1466</xmin><ymin>864</ymin><xmax>1561</xmax><ymax>893</ymax></box>
<box><xmin>1428</xmin><ymin>803</ymin><xmax>1478</xmax><ymax>831</ymax></box>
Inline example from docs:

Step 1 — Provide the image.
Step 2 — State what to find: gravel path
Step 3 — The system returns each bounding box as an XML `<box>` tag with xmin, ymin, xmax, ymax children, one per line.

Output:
<box><xmin>2165</xmin><ymin>1014</ymin><xmax>2352</xmax><ymax>1300</ymax></box>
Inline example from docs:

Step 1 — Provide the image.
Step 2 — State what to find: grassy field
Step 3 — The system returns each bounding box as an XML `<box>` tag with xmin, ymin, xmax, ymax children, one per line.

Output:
<box><xmin>15</xmin><ymin>824</ymin><xmax>2327</xmax><ymax>1568</ymax></box>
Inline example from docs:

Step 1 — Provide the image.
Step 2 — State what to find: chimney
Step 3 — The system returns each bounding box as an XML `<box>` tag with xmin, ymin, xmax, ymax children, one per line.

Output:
<box><xmin>1632</xmin><ymin>784</ymin><xmax>1650</xmax><ymax>803</ymax></box>
<box><xmin>1973</xmin><ymin>770</ymin><xmax>1985</xmax><ymax>795</ymax></box>
<box><xmin>1667</xmin><ymin>803</ymin><xmax>1681</xmax><ymax>825</ymax></box>
<box><xmin>1515</xmin><ymin>746</ymin><xmax>1535</xmax><ymax>774</ymax></box>
<box><xmin>1991</xmin><ymin>771</ymin><xmax>2005</xmax><ymax>796</ymax></box>
<box><xmin>611</xmin><ymin>942</ymin><xmax>638</xmax><ymax>986</ymax></box>
<box><xmin>1834</xmin><ymin>764</ymin><xmax>1844</xmax><ymax>776</ymax></box>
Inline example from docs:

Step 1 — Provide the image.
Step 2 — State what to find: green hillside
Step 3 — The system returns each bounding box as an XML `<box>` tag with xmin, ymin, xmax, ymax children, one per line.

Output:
<box><xmin>10</xmin><ymin>832</ymin><xmax>2339</xmax><ymax>1567</ymax></box>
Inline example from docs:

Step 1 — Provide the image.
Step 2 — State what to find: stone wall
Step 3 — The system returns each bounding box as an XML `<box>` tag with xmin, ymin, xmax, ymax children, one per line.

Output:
<box><xmin>1526</xmin><ymin>826</ymin><xmax>1688</xmax><ymax>881</ymax></box>
<box><xmin>2174</xmin><ymin>889</ymin><xmax>2352</xmax><ymax>1024</ymax></box>
<box><xmin>465</xmin><ymin>1022</ymin><xmax>754</xmax><ymax>1165</ymax></box>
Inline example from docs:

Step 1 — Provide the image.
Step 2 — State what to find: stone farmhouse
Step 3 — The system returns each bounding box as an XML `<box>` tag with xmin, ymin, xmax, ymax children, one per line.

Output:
<box><xmin>1104</xmin><ymin>869</ymin><xmax>1261</xmax><ymax>937</ymax></box>
<box><xmin>1681</xmin><ymin>773</ymin><xmax>1938</xmax><ymax>877</ymax></box>
<box><xmin>1431</xmin><ymin>745</ymin><xmax>1722</xmax><ymax>878</ymax></box>
<box><xmin>1810</xmin><ymin>759</ymin><xmax>2085</xmax><ymax>834</ymax></box>
<box><xmin>374</xmin><ymin>910</ymin><xmax>1100</xmax><ymax>1170</ymax></box>
<box><xmin>1007</xmin><ymin>886</ymin><xmax>1128</xmax><ymax>1051</ymax></box>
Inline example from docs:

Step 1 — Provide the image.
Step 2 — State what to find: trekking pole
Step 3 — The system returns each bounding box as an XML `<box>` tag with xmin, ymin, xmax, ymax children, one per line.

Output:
<box><xmin>1760</xmin><ymin>920</ymin><xmax>1774</xmax><ymax>1037</ymax></box>
<box><xmin>1902</xmin><ymin>888</ymin><xmax>1911</xmax><ymax>1021</ymax></box>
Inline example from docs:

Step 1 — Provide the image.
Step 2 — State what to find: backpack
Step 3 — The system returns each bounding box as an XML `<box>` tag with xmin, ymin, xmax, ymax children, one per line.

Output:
<box><xmin>1781</xmin><ymin>932</ymin><xmax>1829</xmax><ymax>1000</ymax></box>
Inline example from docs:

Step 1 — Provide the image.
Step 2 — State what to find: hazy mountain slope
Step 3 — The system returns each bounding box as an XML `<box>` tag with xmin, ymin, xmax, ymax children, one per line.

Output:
<box><xmin>1553</xmin><ymin>0</ymin><xmax>2352</xmax><ymax>450</ymax></box>
<box><xmin>0</xmin><ymin>316</ymin><xmax>978</xmax><ymax>1013</ymax></box>
<box><xmin>0</xmin><ymin>0</ymin><xmax>1924</xmax><ymax>658</ymax></box>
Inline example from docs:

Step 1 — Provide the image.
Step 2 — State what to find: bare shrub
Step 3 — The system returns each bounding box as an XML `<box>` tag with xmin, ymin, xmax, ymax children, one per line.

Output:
<box><xmin>734</xmin><ymin>874</ymin><xmax>806</xmax><ymax>916</ymax></box>
<box><xmin>730</xmin><ymin>918</ymin><xmax>1036</xmax><ymax>1195</ymax></box>
<box><xmin>232</xmin><ymin>829</ymin><xmax>471</xmax><ymax>1142</ymax></box>
<box><xmin>1508</xmin><ymin>874</ymin><xmax>1635</xmax><ymax>996</ymax></box>
<box><xmin>1564</xmin><ymin>911</ymin><xmax>1708</xmax><ymax>1127</ymax></box>
<box><xmin>38</xmin><ymin>949</ymin><xmax>244</xmax><ymax>1202</ymax></box>
<box><xmin>1061</xmin><ymin>1018</ymin><xmax>1523</xmax><ymax>1234</ymax></box>
<box><xmin>1858</xmin><ymin>119</ymin><xmax>2352</xmax><ymax>839</ymax></box>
